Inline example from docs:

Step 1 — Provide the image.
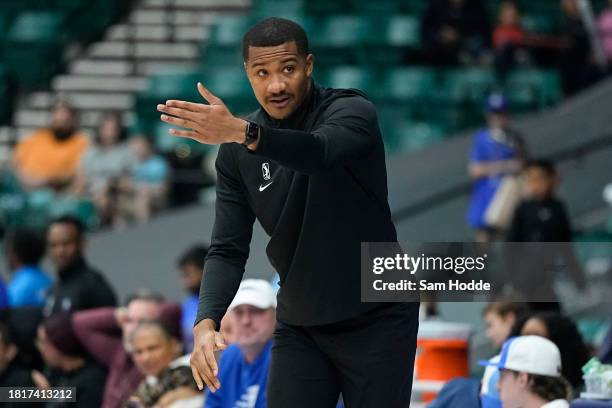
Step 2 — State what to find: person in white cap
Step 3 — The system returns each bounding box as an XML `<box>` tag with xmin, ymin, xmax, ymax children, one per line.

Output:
<box><xmin>204</xmin><ymin>279</ymin><xmax>276</xmax><ymax>408</ymax></box>
<box><xmin>480</xmin><ymin>335</ymin><xmax>573</xmax><ymax>408</ymax></box>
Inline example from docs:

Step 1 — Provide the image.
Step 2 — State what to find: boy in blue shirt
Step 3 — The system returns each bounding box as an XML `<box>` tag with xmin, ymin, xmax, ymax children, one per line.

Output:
<box><xmin>6</xmin><ymin>229</ymin><xmax>52</xmax><ymax>307</ymax></box>
<box><xmin>204</xmin><ymin>279</ymin><xmax>276</xmax><ymax>408</ymax></box>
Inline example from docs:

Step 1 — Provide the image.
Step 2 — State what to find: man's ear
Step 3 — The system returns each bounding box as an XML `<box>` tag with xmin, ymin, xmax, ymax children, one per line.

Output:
<box><xmin>518</xmin><ymin>372</ymin><xmax>530</xmax><ymax>388</ymax></box>
<box><xmin>306</xmin><ymin>54</ymin><xmax>314</xmax><ymax>77</ymax></box>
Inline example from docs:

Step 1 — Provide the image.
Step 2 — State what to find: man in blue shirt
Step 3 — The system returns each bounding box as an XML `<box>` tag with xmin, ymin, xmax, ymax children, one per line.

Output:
<box><xmin>176</xmin><ymin>244</ymin><xmax>209</xmax><ymax>353</ymax></box>
<box><xmin>467</xmin><ymin>93</ymin><xmax>527</xmax><ymax>242</ymax></box>
<box><xmin>5</xmin><ymin>229</ymin><xmax>52</xmax><ymax>307</ymax></box>
<box><xmin>204</xmin><ymin>279</ymin><xmax>275</xmax><ymax>408</ymax></box>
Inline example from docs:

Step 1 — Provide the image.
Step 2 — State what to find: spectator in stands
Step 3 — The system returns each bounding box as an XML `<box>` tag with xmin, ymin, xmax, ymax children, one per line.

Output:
<box><xmin>176</xmin><ymin>244</ymin><xmax>208</xmax><ymax>353</ymax></box>
<box><xmin>117</xmin><ymin>134</ymin><xmax>169</xmax><ymax>226</ymax></box>
<box><xmin>508</xmin><ymin>160</ymin><xmax>572</xmax><ymax>242</ymax></box>
<box><xmin>467</xmin><ymin>93</ymin><xmax>527</xmax><ymax>242</ymax></box>
<box><xmin>73</xmin><ymin>111</ymin><xmax>131</xmax><ymax>226</ymax></box>
<box><xmin>559</xmin><ymin>0</ymin><xmax>601</xmax><ymax>94</ymax></box>
<box><xmin>493</xmin><ymin>1</ymin><xmax>529</xmax><ymax>79</ymax></box>
<box><xmin>599</xmin><ymin>0</ymin><xmax>612</xmax><ymax>64</ymax></box>
<box><xmin>483</xmin><ymin>301</ymin><xmax>529</xmax><ymax>349</ymax></box>
<box><xmin>43</xmin><ymin>215</ymin><xmax>117</xmax><ymax>316</ymax></box>
<box><xmin>128</xmin><ymin>319</ymin><xmax>202</xmax><ymax>408</ymax></box>
<box><xmin>72</xmin><ymin>290</ymin><xmax>170</xmax><ymax>408</ymax></box>
<box><xmin>204</xmin><ymin>279</ymin><xmax>276</xmax><ymax>408</ymax></box>
<box><xmin>506</xmin><ymin>160</ymin><xmax>586</xmax><ymax>310</ymax></box>
<box><xmin>481</xmin><ymin>336</ymin><xmax>572</xmax><ymax>408</ymax></box>
<box><xmin>518</xmin><ymin>311</ymin><xmax>590</xmax><ymax>391</ymax></box>
<box><xmin>12</xmin><ymin>101</ymin><xmax>88</xmax><ymax>191</ymax></box>
<box><xmin>420</xmin><ymin>0</ymin><xmax>491</xmax><ymax>65</ymax></box>
<box><xmin>5</xmin><ymin>228</ymin><xmax>52</xmax><ymax>307</ymax></box>
<box><xmin>0</xmin><ymin>322</ymin><xmax>34</xmax><ymax>388</ymax></box>
<box><xmin>34</xmin><ymin>312</ymin><xmax>107</xmax><ymax>407</ymax></box>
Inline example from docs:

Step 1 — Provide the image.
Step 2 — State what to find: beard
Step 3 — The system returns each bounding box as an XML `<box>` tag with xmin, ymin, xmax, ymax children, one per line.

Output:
<box><xmin>52</xmin><ymin>127</ymin><xmax>76</xmax><ymax>141</ymax></box>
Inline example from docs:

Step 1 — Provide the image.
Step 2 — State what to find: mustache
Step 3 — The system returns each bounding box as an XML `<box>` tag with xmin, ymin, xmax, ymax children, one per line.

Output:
<box><xmin>267</xmin><ymin>93</ymin><xmax>291</xmax><ymax>101</ymax></box>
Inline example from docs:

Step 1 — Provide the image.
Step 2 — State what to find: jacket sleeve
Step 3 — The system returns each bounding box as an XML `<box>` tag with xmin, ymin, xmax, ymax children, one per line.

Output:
<box><xmin>252</xmin><ymin>96</ymin><xmax>379</xmax><ymax>175</ymax></box>
<box><xmin>72</xmin><ymin>307</ymin><xmax>123</xmax><ymax>367</ymax></box>
<box><xmin>195</xmin><ymin>145</ymin><xmax>255</xmax><ymax>330</ymax></box>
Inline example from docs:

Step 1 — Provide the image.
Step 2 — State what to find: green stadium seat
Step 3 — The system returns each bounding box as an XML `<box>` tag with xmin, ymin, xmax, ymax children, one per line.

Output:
<box><xmin>441</xmin><ymin>68</ymin><xmax>497</xmax><ymax>103</ymax></box>
<box><xmin>254</xmin><ymin>0</ymin><xmax>304</xmax><ymax>19</ymax></box>
<box><xmin>4</xmin><ymin>11</ymin><xmax>67</xmax><ymax>88</ymax></box>
<box><xmin>135</xmin><ymin>68</ymin><xmax>204</xmax><ymax>132</ymax></box>
<box><xmin>320</xmin><ymin>66</ymin><xmax>375</xmax><ymax>95</ymax></box>
<box><xmin>384</xmin><ymin>120</ymin><xmax>446</xmax><ymax>154</ymax></box>
<box><xmin>310</xmin><ymin>15</ymin><xmax>369</xmax><ymax>66</ymax></box>
<box><xmin>203</xmin><ymin>16</ymin><xmax>252</xmax><ymax>66</ymax></box>
<box><xmin>505</xmin><ymin>69</ymin><xmax>562</xmax><ymax>107</ymax></box>
<box><xmin>360</xmin><ymin>15</ymin><xmax>420</xmax><ymax>66</ymax></box>
<box><xmin>351</xmin><ymin>0</ymin><xmax>402</xmax><ymax>15</ymax></box>
<box><xmin>383</xmin><ymin>67</ymin><xmax>438</xmax><ymax>101</ymax></box>
<box><xmin>521</xmin><ymin>14</ymin><xmax>558</xmax><ymax>34</ymax></box>
<box><xmin>304</xmin><ymin>0</ymin><xmax>350</xmax><ymax>15</ymax></box>
<box><xmin>7</xmin><ymin>11</ymin><xmax>66</xmax><ymax>42</ymax></box>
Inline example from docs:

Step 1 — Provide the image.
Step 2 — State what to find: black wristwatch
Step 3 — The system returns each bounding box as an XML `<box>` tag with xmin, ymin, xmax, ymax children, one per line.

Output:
<box><xmin>242</xmin><ymin>120</ymin><xmax>260</xmax><ymax>147</ymax></box>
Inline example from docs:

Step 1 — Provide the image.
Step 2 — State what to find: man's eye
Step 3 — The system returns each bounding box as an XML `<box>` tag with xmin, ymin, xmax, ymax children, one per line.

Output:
<box><xmin>284</xmin><ymin>66</ymin><xmax>295</xmax><ymax>73</ymax></box>
<box><xmin>257</xmin><ymin>70</ymin><xmax>267</xmax><ymax>77</ymax></box>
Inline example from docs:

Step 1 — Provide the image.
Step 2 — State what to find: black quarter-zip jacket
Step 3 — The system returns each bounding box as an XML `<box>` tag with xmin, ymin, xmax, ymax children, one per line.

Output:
<box><xmin>196</xmin><ymin>81</ymin><xmax>397</xmax><ymax>328</ymax></box>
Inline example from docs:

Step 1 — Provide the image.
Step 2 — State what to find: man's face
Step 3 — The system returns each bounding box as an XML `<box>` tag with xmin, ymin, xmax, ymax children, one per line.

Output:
<box><xmin>131</xmin><ymin>326</ymin><xmax>179</xmax><ymax>377</ymax></box>
<box><xmin>245</xmin><ymin>41</ymin><xmax>313</xmax><ymax>120</ymax></box>
<box><xmin>0</xmin><ymin>340</ymin><xmax>16</xmax><ymax>373</ymax></box>
<box><xmin>484</xmin><ymin>312</ymin><xmax>515</xmax><ymax>349</ymax></box>
<box><xmin>497</xmin><ymin>369</ymin><xmax>528</xmax><ymax>408</ymax></box>
<box><xmin>487</xmin><ymin>112</ymin><xmax>509</xmax><ymax>130</ymax></box>
<box><xmin>36</xmin><ymin>326</ymin><xmax>63</xmax><ymax>368</ymax></box>
<box><xmin>231</xmin><ymin>305</ymin><xmax>275</xmax><ymax>350</ymax></box>
<box><xmin>47</xmin><ymin>224</ymin><xmax>83</xmax><ymax>272</ymax></box>
<box><xmin>179</xmin><ymin>263</ymin><xmax>203</xmax><ymax>294</ymax></box>
<box><xmin>523</xmin><ymin>167</ymin><xmax>555</xmax><ymax>200</ymax></box>
<box><xmin>51</xmin><ymin>105</ymin><xmax>75</xmax><ymax>134</ymax></box>
<box><xmin>121</xmin><ymin>300</ymin><xmax>161</xmax><ymax>349</ymax></box>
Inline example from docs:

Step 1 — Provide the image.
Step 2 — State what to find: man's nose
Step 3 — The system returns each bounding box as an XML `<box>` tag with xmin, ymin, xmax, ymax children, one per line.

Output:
<box><xmin>267</xmin><ymin>75</ymin><xmax>287</xmax><ymax>94</ymax></box>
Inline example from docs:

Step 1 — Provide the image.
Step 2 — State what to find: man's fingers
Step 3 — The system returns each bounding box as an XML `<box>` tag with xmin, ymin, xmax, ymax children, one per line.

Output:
<box><xmin>157</xmin><ymin>104</ymin><xmax>204</xmax><ymax>122</ymax></box>
<box><xmin>190</xmin><ymin>363</ymin><xmax>204</xmax><ymax>391</ymax></box>
<box><xmin>168</xmin><ymin>128</ymin><xmax>201</xmax><ymax>141</ymax></box>
<box><xmin>197</xmin><ymin>82</ymin><xmax>223</xmax><ymax>106</ymax></box>
<box><xmin>192</xmin><ymin>352</ymin><xmax>216</xmax><ymax>392</ymax></box>
<box><xmin>160</xmin><ymin>114</ymin><xmax>199</xmax><ymax>131</ymax></box>
<box><xmin>163</xmin><ymin>100</ymin><xmax>208</xmax><ymax>112</ymax></box>
<box><xmin>203</xmin><ymin>343</ymin><xmax>221</xmax><ymax>389</ymax></box>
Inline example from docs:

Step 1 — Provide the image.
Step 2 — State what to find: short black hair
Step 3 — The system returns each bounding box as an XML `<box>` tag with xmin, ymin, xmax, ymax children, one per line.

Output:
<box><xmin>525</xmin><ymin>159</ymin><xmax>556</xmax><ymax>177</ymax></box>
<box><xmin>242</xmin><ymin>17</ymin><xmax>309</xmax><ymax>62</ymax></box>
<box><xmin>48</xmin><ymin>215</ymin><xmax>86</xmax><ymax>238</ymax></box>
<box><xmin>177</xmin><ymin>244</ymin><xmax>209</xmax><ymax>270</ymax></box>
<box><xmin>7</xmin><ymin>228</ymin><xmax>46</xmax><ymax>266</ymax></box>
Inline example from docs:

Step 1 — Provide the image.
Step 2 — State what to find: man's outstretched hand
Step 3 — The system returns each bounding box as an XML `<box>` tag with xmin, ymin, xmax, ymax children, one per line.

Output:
<box><xmin>157</xmin><ymin>82</ymin><xmax>247</xmax><ymax>145</ymax></box>
<box><xmin>191</xmin><ymin>318</ymin><xmax>227</xmax><ymax>393</ymax></box>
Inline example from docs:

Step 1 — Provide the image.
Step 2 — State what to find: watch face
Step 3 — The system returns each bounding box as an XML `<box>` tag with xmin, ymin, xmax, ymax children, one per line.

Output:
<box><xmin>244</xmin><ymin>121</ymin><xmax>259</xmax><ymax>146</ymax></box>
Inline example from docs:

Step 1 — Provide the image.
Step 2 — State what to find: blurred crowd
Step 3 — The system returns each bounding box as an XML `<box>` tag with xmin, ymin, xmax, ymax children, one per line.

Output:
<box><xmin>0</xmin><ymin>214</ymin><xmax>278</xmax><ymax>407</ymax></box>
<box><xmin>0</xmin><ymin>213</ymin><xmax>609</xmax><ymax>407</ymax></box>
<box><xmin>420</xmin><ymin>0</ymin><xmax>612</xmax><ymax>94</ymax></box>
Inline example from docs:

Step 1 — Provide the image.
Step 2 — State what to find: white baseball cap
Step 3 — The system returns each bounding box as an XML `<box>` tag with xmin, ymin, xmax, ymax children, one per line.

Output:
<box><xmin>479</xmin><ymin>335</ymin><xmax>562</xmax><ymax>378</ymax></box>
<box><xmin>228</xmin><ymin>279</ymin><xmax>277</xmax><ymax>311</ymax></box>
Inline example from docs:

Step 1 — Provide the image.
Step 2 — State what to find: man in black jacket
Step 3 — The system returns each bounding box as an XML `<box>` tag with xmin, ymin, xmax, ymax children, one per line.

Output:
<box><xmin>158</xmin><ymin>18</ymin><xmax>419</xmax><ymax>407</ymax></box>
<box><xmin>43</xmin><ymin>215</ymin><xmax>117</xmax><ymax>317</ymax></box>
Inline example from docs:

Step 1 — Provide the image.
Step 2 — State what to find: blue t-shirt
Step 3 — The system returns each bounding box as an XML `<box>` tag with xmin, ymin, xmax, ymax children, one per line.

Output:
<box><xmin>182</xmin><ymin>294</ymin><xmax>198</xmax><ymax>353</ymax></box>
<box><xmin>467</xmin><ymin>128</ymin><xmax>521</xmax><ymax>228</ymax></box>
<box><xmin>204</xmin><ymin>341</ymin><xmax>272</xmax><ymax>408</ymax></box>
<box><xmin>132</xmin><ymin>155</ymin><xmax>168</xmax><ymax>185</ymax></box>
<box><xmin>0</xmin><ymin>279</ymin><xmax>8</xmax><ymax>309</ymax></box>
<box><xmin>8</xmin><ymin>266</ymin><xmax>52</xmax><ymax>307</ymax></box>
